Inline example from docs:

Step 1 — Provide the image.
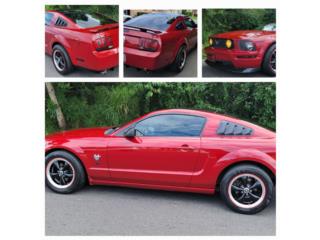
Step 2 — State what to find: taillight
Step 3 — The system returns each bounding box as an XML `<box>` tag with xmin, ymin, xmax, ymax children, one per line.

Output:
<box><xmin>138</xmin><ymin>38</ymin><xmax>159</xmax><ymax>52</ymax></box>
<box><xmin>93</xmin><ymin>33</ymin><xmax>114</xmax><ymax>51</ymax></box>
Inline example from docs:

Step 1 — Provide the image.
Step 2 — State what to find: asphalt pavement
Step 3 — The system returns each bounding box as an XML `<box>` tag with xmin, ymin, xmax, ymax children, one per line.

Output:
<box><xmin>202</xmin><ymin>61</ymin><xmax>274</xmax><ymax>78</ymax></box>
<box><xmin>124</xmin><ymin>49</ymin><xmax>197</xmax><ymax>78</ymax></box>
<box><xmin>45</xmin><ymin>55</ymin><xmax>119</xmax><ymax>78</ymax></box>
<box><xmin>45</xmin><ymin>185</ymin><xmax>275</xmax><ymax>236</ymax></box>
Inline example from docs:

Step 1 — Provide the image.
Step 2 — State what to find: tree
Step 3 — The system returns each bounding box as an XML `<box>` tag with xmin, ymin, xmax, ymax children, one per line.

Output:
<box><xmin>45</xmin><ymin>83</ymin><xmax>67</xmax><ymax>130</ymax></box>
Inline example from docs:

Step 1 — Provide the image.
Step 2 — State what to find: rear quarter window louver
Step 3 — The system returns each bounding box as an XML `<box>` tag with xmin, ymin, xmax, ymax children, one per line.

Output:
<box><xmin>55</xmin><ymin>17</ymin><xmax>67</xmax><ymax>27</ymax></box>
<box><xmin>217</xmin><ymin>120</ymin><xmax>253</xmax><ymax>136</ymax></box>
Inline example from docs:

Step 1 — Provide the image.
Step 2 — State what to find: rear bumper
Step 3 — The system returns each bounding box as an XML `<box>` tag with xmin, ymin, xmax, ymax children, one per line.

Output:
<box><xmin>204</xmin><ymin>46</ymin><xmax>262</xmax><ymax>69</ymax></box>
<box><xmin>124</xmin><ymin>47</ymin><xmax>164</xmax><ymax>71</ymax></box>
<box><xmin>79</xmin><ymin>48</ymin><xmax>119</xmax><ymax>72</ymax></box>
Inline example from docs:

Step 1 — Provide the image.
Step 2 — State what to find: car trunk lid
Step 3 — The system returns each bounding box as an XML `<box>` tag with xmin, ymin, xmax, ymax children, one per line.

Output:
<box><xmin>124</xmin><ymin>26</ymin><xmax>161</xmax><ymax>52</ymax></box>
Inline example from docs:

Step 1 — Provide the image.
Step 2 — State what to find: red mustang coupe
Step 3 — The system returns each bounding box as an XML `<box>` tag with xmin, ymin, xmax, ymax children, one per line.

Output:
<box><xmin>124</xmin><ymin>13</ymin><xmax>197</xmax><ymax>72</ymax></box>
<box><xmin>204</xmin><ymin>24</ymin><xmax>276</xmax><ymax>76</ymax></box>
<box><xmin>45</xmin><ymin>10</ymin><xmax>119</xmax><ymax>75</ymax></box>
<box><xmin>45</xmin><ymin>109</ymin><xmax>276</xmax><ymax>214</ymax></box>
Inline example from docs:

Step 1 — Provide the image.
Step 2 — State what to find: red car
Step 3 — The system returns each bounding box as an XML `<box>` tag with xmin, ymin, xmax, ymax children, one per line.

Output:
<box><xmin>124</xmin><ymin>13</ymin><xmax>197</xmax><ymax>72</ymax></box>
<box><xmin>204</xmin><ymin>24</ymin><xmax>276</xmax><ymax>76</ymax></box>
<box><xmin>45</xmin><ymin>10</ymin><xmax>119</xmax><ymax>75</ymax></box>
<box><xmin>45</xmin><ymin>109</ymin><xmax>276</xmax><ymax>214</ymax></box>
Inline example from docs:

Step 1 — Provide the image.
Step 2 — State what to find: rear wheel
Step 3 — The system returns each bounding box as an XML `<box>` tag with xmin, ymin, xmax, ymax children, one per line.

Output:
<box><xmin>52</xmin><ymin>45</ymin><xmax>73</xmax><ymax>75</ymax></box>
<box><xmin>220</xmin><ymin>164</ymin><xmax>274</xmax><ymax>214</ymax></box>
<box><xmin>171</xmin><ymin>45</ymin><xmax>187</xmax><ymax>73</ymax></box>
<box><xmin>45</xmin><ymin>151</ymin><xmax>86</xmax><ymax>194</ymax></box>
<box><xmin>262</xmin><ymin>44</ymin><xmax>276</xmax><ymax>76</ymax></box>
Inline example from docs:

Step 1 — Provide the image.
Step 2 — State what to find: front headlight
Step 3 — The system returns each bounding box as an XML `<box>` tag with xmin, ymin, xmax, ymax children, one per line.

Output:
<box><xmin>239</xmin><ymin>40</ymin><xmax>256</xmax><ymax>51</ymax></box>
<box><xmin>209</xmin><ymin>38</ymin><xmax>214</xmax><ymax>46</ymax></box>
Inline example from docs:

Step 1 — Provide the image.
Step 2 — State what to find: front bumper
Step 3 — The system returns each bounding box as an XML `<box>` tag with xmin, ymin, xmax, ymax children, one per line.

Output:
<box><xmin>124</xmin><ymin>47</ymin><xmax>164</xmax><ymax>71</ymax></box>
<box><xmin>204</xmin><ymin>46</ymin><xmax>262</xmax><ymax>69</ymax></box>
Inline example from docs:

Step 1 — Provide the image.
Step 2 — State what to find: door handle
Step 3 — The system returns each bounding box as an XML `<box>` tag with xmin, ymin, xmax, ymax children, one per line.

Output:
<box><xmin>180</xmin><ymin>144</ymin><xmax>194</xmax><ymax>151</ymax></box>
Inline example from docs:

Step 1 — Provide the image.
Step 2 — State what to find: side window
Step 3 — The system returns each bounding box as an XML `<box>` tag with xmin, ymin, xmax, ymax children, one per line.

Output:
<box><xmin>176</xmin><ymin>21</ymin><xmax>187</xmax><ymax>30</ymax></box>
<box><xmin>134</xmin><ymin>114</ymin><xmax>206</xmax><ymax>137</ymax></box>
<box><xmin>55</xmin><ymin>17</ymin><xmax>68</xmax><ymax>27</ymax></box>
<box><xmin>45</xmin><ymin>12</ymin><xmax>54</xmax><ymax>26</ymax></box>
<box><xmin>184</xmin><ymin>18</ymin><xmax>197</xmax><ymax>28</ymax></box>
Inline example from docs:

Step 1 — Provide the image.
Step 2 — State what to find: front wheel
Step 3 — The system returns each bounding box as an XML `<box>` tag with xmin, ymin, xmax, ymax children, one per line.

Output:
<box><xmin>45</xmin><ymin>151</ymin><xmax>86</xmax><ymax>194</ymax></box>
<box><xmin>171</xmin><ymin>45</ymin><xmax>187</xmax><ymax>73</ymax></box>
<box><xmin>262</xmin><ymin>44</ymin><xmax>276</xmax><ymax>76</ymax></box>
<box><xmin>220</xmin><ymin>164</ymin><xmax>274</xmax><ymax>214</ymax></box>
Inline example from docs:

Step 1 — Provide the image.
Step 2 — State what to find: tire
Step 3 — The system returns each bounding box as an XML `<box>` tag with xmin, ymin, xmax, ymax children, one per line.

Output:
<box><xmin>45</xmin><ymin>150</ymin><xmax>86</xmax><ymax>194</ymax></box>
<box><xmin>52</xmin><ymin>45</ymin><xmax>73</xmax><ymax>75</ymax></box>
<box><xmin>170</xmin><ymin>45</ymin><xmax>187</xmax><ymax>73</ymax></box>
<box><xmin>262</xmin><ymin>44</ymin><xmax>276</xmax><ymax>76</ymax></box>
<box><xmin>220</xmin><ymin>164</ymin><xmax>274</xmax><ymax>214</ymax></box>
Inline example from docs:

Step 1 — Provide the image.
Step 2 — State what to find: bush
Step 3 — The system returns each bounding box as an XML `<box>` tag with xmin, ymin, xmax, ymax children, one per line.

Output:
<box><xmin>45</xmin><ymin>83</ymin><xmax>276</xmax><ymax>134</ymax></box>
<box><xmin>45</xmin><ymin>5</ymin><xmax>119</xmax><ymax>21</ymax></box>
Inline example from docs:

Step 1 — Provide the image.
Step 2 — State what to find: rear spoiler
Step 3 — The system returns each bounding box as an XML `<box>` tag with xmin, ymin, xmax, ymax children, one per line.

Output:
<box><xmin>87</xmin><ymin>23</ymin><xmax>119</xmax><ymax>33</ymax></box>
<box><xmin>124</xmin><ymin>25</ymin><xmax>163</xmax><ymax>34</ymax></box>
<box><xmin>68</xmin><ymin>23</ymin><xmax>119</xmax><ymax>33</ymax></box>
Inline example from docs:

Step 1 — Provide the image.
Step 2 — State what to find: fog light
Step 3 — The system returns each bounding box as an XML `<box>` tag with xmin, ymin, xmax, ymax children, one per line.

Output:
<box><xmin>226</xmin><ymin>40</ymin><xmax>232</xmax><ymax>48</ymax></box>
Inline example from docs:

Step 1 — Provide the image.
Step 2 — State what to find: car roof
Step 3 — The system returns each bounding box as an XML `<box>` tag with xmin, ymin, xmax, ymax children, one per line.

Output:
<box><xmin>140</xmin><ymin>12</ymin><xmax>182</xmax><ymax>18</ymax></box>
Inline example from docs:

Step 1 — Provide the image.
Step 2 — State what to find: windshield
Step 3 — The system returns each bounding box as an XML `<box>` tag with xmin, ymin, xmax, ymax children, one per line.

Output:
<box><xmin>104</xmin><ymin>126</ymin><xmax>120</xmax><ymax>135</ymax></box>
<box><xmin>62</xmin><ymin>11</ymin><xmax>117</xmax><ymax>28</ymax></box>
<box><xmin>262</xmin><ymin>23</ymin><xmax>276</xmax><ymax>31</ymax></box>
<box><xmin>124</xmin><ymin>13</ymin><xmax>179</xmax><ymax>31</ymax></box>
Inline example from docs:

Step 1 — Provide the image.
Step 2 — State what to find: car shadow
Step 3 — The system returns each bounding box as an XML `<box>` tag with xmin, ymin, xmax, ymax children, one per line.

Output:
<box><xmin>202</xmin><ymin>61</ymin><xmax>274</xmax><ymax>78</ymax></box>
<box><xmin>58</xmin><ymin>184</ymin><xmax>275</xmax><ymax>214</ymax></box>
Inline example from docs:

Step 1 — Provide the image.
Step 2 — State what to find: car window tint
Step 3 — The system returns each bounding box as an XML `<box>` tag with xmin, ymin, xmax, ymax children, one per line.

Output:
<box><xmin>124</xmin><ymin>13</ymin><xmax>179</xmax><ymax>31</ymax></box>
<box><xmin>135</xmin><ymin>114</ymin><xmax>205</xmax><ymax>137</ymax></box>
<box><xmin>62</xmin><ymin>12</ymin><xmax>117</xmax><ymax>28</ymax></box>
<box><xmin>184</xmin><ymin>18</ymin><xmax>196</xmax><ymax>28</ymax></box>
<box><xmin>45</xmin><ymin>12</ymin><xmax>54</xmax><ymax>26</ymax></box>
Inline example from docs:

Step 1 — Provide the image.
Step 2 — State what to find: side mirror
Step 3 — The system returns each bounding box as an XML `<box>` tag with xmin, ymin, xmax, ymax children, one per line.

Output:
<box><xmin>176</xmin><ymin>22</ymin><xmax>186</xmax><ymax>30</ymax></box>
<box><xmin>124</xmin><ymin>128</ymin><xmax>136</xmax><ymax>138</ymax></box>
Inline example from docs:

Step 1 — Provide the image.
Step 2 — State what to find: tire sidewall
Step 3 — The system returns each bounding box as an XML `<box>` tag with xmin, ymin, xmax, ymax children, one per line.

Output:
<box><xmin>172</xmin><ymin>45</ymin><xmax>187</xmax><ymax>73</ymax></box>
<box><xmin>262</xmin><ymin>44</ymin><xmax>276</xmax><ymax>76</ymax></box>
<box><xmin>52</xmin><ymin>45</ymin><xmax>73</xmax><ymax>75</ymax></box>
<box><xmin>45</xmin><ymin>151</ymin><xmax>86</xmax><ymax>194</ymax></box>
<box><xmin>220</xmin><ymin>165</ymin><xmax>274</xmax><ymax>214</ymax></box>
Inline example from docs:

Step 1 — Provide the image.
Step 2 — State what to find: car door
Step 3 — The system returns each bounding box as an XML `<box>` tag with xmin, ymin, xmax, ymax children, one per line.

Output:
<box><xmin>184</xmin><ymin>17</ymin><xmax>197</xmax><ymax>49</ymax></box>
<box><xmin>107</xmin><ymin>114</ymin><xmax>206</xmax><ymax>187</ymax></box>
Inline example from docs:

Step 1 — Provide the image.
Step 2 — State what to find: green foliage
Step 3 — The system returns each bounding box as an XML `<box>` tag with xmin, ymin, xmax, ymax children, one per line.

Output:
<box><xmin>202</xmin><ymin>9</ymin><xmax>276</xmax><ymax>48</ymax></box>
<box><xmin>45</xmin><ymin>83</ymin><xmax>276</xmax><ymax>134</ymax></box>
<box><xmin>45</xmin><ymin>5</ymin><xmax>119</xmax><ymax>21</ymax></box>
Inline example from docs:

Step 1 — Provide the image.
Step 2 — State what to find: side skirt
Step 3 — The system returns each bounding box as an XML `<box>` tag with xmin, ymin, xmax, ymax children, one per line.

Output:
<box><xmin>89</xmin><ymin>179</ymin><xmax>215</xmax><ymax>195</ymax></box>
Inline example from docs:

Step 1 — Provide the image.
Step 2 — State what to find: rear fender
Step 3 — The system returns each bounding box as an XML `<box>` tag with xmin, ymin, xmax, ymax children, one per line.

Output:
<box><xmin>191</xmin><ymin>148</ymin><xmax>275</xmax><ymax>189</ymax></box>
<box><xmin>50</xmin><ymin>35</ymin><xmax>76</xmax><ymax>64</ymax></box>
<box><xmin>172</xmin><ymin>37</ymin><xmax>188</xmax><ymax>61</ymax></box>
<box><xmin>213</xmin><ymin>149</ymin><xmax>276</xmax><ymax>180</ymax></box>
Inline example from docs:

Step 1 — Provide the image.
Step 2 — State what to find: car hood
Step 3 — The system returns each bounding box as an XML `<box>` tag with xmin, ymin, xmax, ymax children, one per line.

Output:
<box><xmin>212</xmin><ymin>30</ymin><xmax>275</xmax><ymax>40</ymax></box>
<box><xmin>46</xmin><ymin>127</ymin><xmax>111</xmax><ymax>141</ymax></box>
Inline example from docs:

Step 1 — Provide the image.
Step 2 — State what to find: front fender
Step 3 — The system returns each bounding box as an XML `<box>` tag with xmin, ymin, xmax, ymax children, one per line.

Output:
<box><xmin>45</xmin><ymin>140</ymin><xmax>91</xmax><ymax>170</ymax></box>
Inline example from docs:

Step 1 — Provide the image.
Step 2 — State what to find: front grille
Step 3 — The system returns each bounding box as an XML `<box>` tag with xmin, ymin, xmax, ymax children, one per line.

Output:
<box><xmin>212</xmin><ymin>38</ymin><xmax>233</xmax><ymax>49</ymax></box>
